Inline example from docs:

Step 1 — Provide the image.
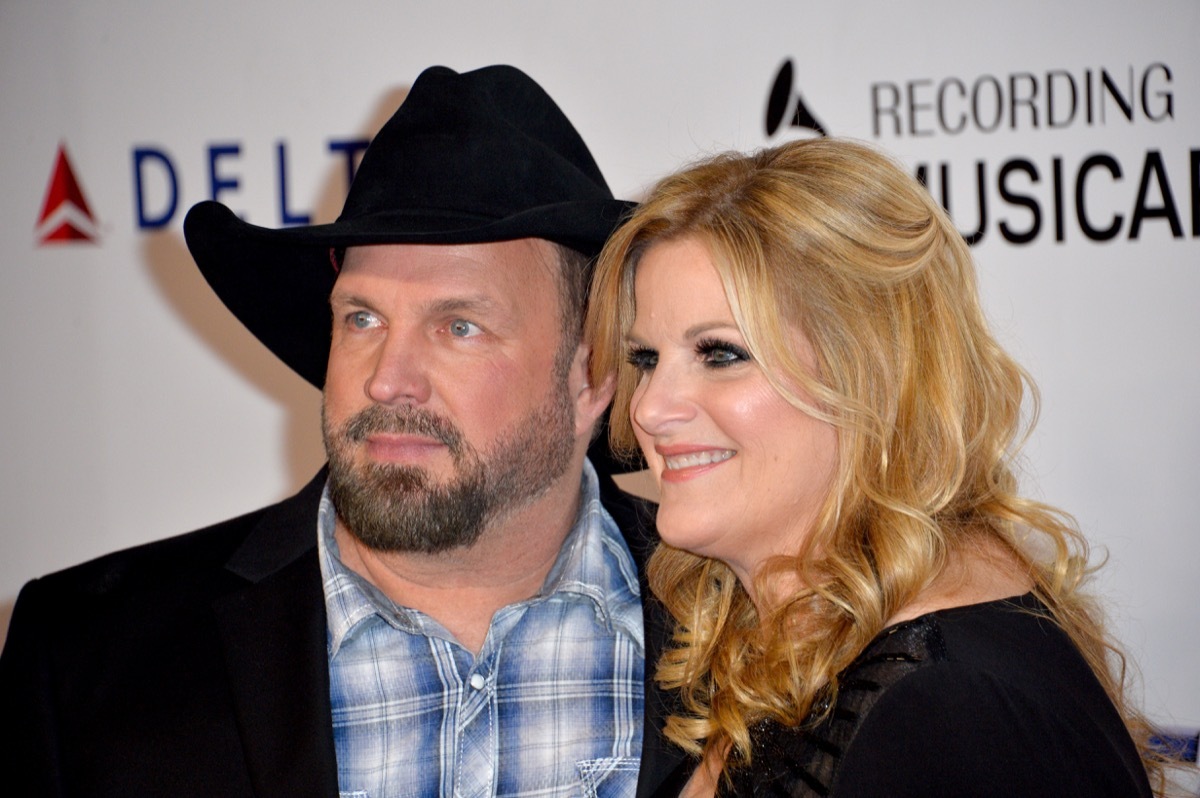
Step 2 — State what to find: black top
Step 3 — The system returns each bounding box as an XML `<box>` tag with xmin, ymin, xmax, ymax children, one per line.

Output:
<box><xmin>715</xmin><ymin>594</ymin><xmax>1151</xmax><ymax>797</ymax></box>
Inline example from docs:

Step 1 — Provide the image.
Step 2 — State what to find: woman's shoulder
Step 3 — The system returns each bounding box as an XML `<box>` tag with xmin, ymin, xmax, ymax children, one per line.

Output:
<box><xmin>826</xmin><ymin>594</ymin><xmax>1151</xmax><ymax>797</ymax></box>
<box><xmin>730</xmin><ymin>596</ymin><xmax>1150</xmax><ymax>797</ymax></box>
<box><xmin>884</xmin><ymin>591</ymin><xmax>1058</xmax><ymax>669</ymax></box>
<box><xmin>829</xmin><ymin>593</ymin><xmax>1062</xmax><ymax>722</ymax></box>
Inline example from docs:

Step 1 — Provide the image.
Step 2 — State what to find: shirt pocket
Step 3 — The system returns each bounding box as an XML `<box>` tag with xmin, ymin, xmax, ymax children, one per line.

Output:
<box><xmin>577</xmin><ymin>756</ymin><xmax>640</xmax><ymax>798</ymax></box>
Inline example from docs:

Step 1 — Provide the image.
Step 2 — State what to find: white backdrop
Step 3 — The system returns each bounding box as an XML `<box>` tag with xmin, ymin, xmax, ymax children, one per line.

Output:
<box><xmin>2</xmin><ymin>0</ymin><xmax>1197</xmax><ymax>734</ymax></box>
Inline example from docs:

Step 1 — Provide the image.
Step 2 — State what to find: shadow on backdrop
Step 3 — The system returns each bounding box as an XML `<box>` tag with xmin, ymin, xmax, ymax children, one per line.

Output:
<box><xmin>1</xmin><ymin>87</ymin><xmax>412</xmax><ymax>658</ymax></box>
<box><xmin>140</xmin><ymin>85</ymin><xmax>411</xmax><ymax>492</ymax></box>
<box><xmin>0</xmin><ymin>598</ymin><xmax>12</xmax><ymax>652</ymax></box>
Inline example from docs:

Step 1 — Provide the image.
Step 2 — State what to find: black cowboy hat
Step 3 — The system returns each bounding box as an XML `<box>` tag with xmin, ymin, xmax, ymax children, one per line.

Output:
<box><xmin>183</xmin><ymin>64</ymin><xmax>633</xmax><ymax>389</ymax></box>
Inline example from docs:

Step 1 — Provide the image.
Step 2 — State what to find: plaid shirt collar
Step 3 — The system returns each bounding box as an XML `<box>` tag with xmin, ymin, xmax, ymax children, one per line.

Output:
<box><xmin>318</xmin><ymin>459</ymin><xmax>642</xmax><ymax>658</ymax></box>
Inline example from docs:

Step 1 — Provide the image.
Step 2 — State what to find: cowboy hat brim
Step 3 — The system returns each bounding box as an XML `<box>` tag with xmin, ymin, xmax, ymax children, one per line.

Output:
<box><xmin>184</xmin><ymin>195</ymin><xmax>633</xmax><ymax>389</ymax></box>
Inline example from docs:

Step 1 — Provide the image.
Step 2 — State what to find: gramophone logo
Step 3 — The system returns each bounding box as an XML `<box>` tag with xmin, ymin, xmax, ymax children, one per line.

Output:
<box><xmin>36</xmin><ymin>144</ymin><xmax>99</xmax><ymax>244</ymax></box>
<box><xmin>765</xmin><ymin>59</ymin><xmax>826</xmax><ymax>138</ymax></box>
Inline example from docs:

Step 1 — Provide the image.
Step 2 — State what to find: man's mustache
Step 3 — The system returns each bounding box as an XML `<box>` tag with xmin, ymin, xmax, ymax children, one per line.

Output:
<box><xmin>341</xmin><ymin>404</ymin><xmax>466</xmax><ymax>456</ymax></box>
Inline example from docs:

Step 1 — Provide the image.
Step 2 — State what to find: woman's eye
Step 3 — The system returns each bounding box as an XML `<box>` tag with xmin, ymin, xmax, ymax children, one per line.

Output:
<box><xmin>626</xmin><ymin>346</ymin><xmax>658</xmax><ymax>373</ymax></box>
<box><xmin>697</xmin><ymin>338</ymin><xmax>750</xmax><ymax>368</ymax></box>
<box><xmin>350</xmin><ymin>310</ymin><xmax>380</xmax><ymax>330</ymax></box>
<box><xmin>448</xmin><ymin>319</ymin><xmax>482</xmax><ymax>338</ymax></box>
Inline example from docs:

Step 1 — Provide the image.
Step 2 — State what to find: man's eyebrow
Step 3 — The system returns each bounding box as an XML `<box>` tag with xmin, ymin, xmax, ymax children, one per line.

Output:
<box><xmin>329</xmin><ymin>291</ymin><xmax>375</xmax><ymax>310</ymax></box>
<box><xmin>328</xmin><ymin>293</ymin><xmax>500</xmax><ymax>313</ymax></box>
<box><xmin>426</xmin><ymin>296</ymin><xmax>500</xmax><ymax>315</ymax></box>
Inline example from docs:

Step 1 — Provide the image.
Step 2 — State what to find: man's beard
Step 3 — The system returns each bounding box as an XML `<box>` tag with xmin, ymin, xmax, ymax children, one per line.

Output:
<box><xmin>322</xmin><ymin>379</ymin><xmax>576</xmax><ymax>555</ymax></box>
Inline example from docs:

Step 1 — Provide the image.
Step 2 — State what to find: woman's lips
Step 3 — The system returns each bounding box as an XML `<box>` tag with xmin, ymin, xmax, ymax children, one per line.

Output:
<box><xmin>656</xmin><ymin>446</ymin><xmax>735</xmax><ymax>482</ymax></box>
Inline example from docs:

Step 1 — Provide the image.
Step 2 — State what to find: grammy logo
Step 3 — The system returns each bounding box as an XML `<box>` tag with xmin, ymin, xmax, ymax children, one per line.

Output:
<box><xmin>765</xmin><ymin>59</ymin><xmax>827</xmax><ymax>138</ymax></box>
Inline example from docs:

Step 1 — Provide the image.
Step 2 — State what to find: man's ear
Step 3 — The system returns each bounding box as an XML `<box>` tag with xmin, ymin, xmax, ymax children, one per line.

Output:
<box><xmin>568</xmin><ymin>343</ymin><xmax>616</xmax><ymax>438</ymax></box>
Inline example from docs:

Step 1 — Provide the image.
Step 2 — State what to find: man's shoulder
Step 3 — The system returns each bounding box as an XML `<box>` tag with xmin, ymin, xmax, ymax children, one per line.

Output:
<box><xmin>23</xmin><ymin>470</ymin><xmax>327</xmax><ymax>605</ymax></box>
<box><xmin>24</xmin><ymin>503</ymin><xmax>272</xmax><ymax>609</ymax></box>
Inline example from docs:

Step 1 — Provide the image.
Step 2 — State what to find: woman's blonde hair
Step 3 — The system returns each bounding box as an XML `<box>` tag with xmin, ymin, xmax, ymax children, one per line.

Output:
<box><xmin>586</xmin><ymin>138</ymin><xmax>1164</xmax><ymax>787</ymax></box>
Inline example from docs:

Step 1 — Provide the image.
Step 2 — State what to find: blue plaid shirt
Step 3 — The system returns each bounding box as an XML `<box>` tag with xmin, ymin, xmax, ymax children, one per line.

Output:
<box><xmin>319</xmin><ymin>461</ymin><xmax>644</xmax><ymax>798</ymax></box>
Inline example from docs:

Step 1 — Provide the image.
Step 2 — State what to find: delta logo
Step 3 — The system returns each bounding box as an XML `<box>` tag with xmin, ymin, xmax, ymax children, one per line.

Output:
<box><xmin>36</xmin><ymin>144</ymin><xmax>99</xmax><ymax>245</ymax></box>
<box><xmin>31</xmin><ymin>132</ymin><xmax>372</xmax><ymax>250</ymax></box>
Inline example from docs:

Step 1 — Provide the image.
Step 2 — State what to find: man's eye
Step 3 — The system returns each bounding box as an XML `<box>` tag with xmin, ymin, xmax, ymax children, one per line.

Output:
<box><xmin>350</xmin><ymin>311</ymin><xmax>380</xmax><ymax>329</ymax></box>
<box><xmin>448</xmin><ymin>319</ymin><xmax>482</xmax><ymax>338</ymax></box>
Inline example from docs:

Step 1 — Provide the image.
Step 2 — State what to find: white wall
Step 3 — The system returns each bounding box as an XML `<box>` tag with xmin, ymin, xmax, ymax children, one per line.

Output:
<box><xmin>2</xmin><ymin>0</ymin><xmax>1196</xmax><ymax>733</ymax></box>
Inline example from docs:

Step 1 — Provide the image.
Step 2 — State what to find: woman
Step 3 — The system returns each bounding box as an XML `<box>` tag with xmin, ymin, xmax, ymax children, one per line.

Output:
<box><xmin>586</xmin><ymin>139</ymin><xmax>1163</xmax><ymax>796</ymax></box>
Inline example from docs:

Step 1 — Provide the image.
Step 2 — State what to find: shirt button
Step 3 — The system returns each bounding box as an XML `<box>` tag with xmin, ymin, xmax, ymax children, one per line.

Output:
<box><xmin>469</xmin><ymin>673</ymin><xmax>487</xmax><ymax>690</ymax></box>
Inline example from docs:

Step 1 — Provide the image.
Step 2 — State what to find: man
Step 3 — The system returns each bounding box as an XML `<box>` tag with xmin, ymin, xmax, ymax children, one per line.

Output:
<box><xmin>0</xmin><ymin>65</ymin><xmax>684</xmax><ymax>797</ymax></box>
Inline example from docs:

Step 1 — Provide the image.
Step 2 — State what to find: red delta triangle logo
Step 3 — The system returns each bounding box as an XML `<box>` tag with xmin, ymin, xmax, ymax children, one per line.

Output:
<box><xmin>36</xmin><ymin>144</ymin><xmax>99</xmax><ymax>244</ymax></box>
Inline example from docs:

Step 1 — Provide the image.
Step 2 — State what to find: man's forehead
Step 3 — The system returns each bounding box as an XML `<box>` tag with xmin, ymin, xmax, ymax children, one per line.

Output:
<box><xmin>331</xmin><ymin>239</ymin><xmax>561</xmax><ymax>310</ymax></box>
<box><xmin>338</xmin><ymin>238</ymin><xmax>558</xmax><ymax>275</ymax></box>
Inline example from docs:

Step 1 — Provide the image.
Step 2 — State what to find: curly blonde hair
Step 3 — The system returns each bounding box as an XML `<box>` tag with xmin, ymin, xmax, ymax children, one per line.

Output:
<box><xmin>585</xmin><ymin>138</ymin><xmax>1165</xmax><ymax>789</ymax></box>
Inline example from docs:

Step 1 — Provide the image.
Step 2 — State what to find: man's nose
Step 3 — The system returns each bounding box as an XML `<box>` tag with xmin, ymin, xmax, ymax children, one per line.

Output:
<box><xmin>365</xmin><ymin>330</ymin><xmax>433</xmax><ymax>406</ymax></box>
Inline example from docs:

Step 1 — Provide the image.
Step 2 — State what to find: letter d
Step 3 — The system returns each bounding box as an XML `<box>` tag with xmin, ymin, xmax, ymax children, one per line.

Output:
<box><xmin>132</xmin><ymin>147</ymin><xmax>179</xmax><ymax>229</ymax></box>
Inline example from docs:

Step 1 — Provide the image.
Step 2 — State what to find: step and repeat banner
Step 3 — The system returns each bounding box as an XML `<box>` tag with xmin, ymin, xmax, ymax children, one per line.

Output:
<box><xmin>3</xmin><ymin>1</ymin><xmax>1197</xmax><ymax>733</ymax></box>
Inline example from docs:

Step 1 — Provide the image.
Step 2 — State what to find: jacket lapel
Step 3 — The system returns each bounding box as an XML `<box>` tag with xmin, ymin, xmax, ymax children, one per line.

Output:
<box><xmin>590</xmin><ymin>443</ymin><xmax>689</xmax><ymax>798</ymax></box>
<box><xmin>212</xmin><ymin>470</ymin><xmax>340</xmax><ymax>798</ymax></box>
<box><xmin>634</xmin><ymin>586</ymin><xmax>692</xmax><ymax>797</ymax></box>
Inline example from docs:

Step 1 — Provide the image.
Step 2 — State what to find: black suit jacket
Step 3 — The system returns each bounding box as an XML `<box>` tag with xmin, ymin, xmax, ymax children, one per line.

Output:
<box><xmin>0</xmin><ymin>466</ymin><xmax>686</xmax><ymax>797</ymax></box>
